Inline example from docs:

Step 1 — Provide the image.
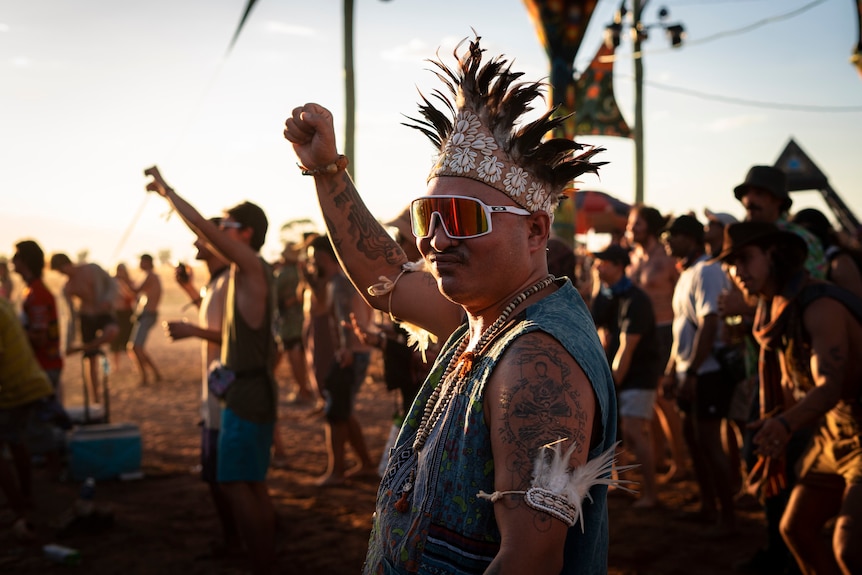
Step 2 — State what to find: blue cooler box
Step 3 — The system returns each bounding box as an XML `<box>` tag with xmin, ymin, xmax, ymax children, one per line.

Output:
<box><xmin>67</xmin><ymin>423</ymin><xmax>142</xmax><ymax>481</ymax></box>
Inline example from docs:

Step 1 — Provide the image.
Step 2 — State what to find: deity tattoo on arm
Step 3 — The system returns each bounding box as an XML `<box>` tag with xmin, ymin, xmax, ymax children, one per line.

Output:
<box><xmin>496</xmin><ymin>333</ymin><xmax>590</xmax><ymax>489</ymax></box>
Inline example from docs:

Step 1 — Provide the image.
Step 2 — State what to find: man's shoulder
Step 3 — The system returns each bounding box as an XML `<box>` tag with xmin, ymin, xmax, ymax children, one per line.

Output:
<box><xmin>798</xmin><ymin>282</ymin><xmax>862</xmax><ymax>323</ymax></box>
<box><xmin>28</xmin><ymin>278</ymin><xmax>48</xmax><ymax>294</ymax></box>
<box><xmin>523</xmin><ymin>289</ymin><xmax>613</xmax><ymax>377</ymax></box>
<box><xmin>690</xmin><ymin>258</ymin><xmax>724</xmax><ymax>281</ymax></box>
<box><xmin>497</xmin><ymin>329</ymin><xmax>580</xmax><ymax>372</ymax></box>
<box><xmin>624</xmin><ymin>283</ymin><xmax>653</xmax><ymax>308</ymax></box>
<box><xmin>82</xmin><ymin>262</ymin><xmax>106</xmax><ymax>275</ymax></box>
<box><xmin>26</xmin><ymin>280</ymin><xmax>55</xmax><ymax>305</ymax></box>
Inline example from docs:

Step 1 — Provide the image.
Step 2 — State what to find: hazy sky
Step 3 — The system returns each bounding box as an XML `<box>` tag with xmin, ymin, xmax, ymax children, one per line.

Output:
<box><xmin>2</xmin><ymin>0</ymin><xmax>860</xmax><ymax>268</ymax></box>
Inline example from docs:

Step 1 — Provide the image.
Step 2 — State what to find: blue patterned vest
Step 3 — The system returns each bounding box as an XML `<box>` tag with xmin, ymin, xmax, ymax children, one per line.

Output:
<box><xmin>364</xmin><ymin>279</ymin><xmax>617</xmax><ymax>575</ymax></box>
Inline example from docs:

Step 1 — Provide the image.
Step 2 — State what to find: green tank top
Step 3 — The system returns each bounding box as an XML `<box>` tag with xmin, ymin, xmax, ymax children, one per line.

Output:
<box><xmin>220</xmin><ymin>259</ymin><xmax>277</xmax><ymax>423</ymax></box>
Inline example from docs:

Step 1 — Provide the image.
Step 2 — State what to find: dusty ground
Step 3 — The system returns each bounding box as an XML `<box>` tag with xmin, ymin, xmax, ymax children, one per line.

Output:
<box><xmin>0</xmin><ymin>273</ymin><xmax>771</xmax><ymax>574</ymax></box>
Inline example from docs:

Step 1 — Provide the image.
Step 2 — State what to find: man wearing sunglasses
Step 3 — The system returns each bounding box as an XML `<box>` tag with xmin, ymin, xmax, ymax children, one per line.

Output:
<box><xmin>143</xmin><ymin>168</ymin><xmax>278</xmax><ymax>575</ymax></box>
<box><xmin>285</xmin><ymin>37</ymin><xmax>617</xmax><ymax>575</ymax></box>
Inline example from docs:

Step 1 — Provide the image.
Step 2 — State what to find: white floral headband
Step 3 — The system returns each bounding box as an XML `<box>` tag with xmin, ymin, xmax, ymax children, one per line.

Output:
<box><xmin>428</xmin><ymin>109</ymin><xmax>554</xmax><ymax>214</ymax></box>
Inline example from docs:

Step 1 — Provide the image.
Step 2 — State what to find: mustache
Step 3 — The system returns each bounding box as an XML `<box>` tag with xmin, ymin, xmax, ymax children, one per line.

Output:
<box><xmin>427</xmin><ymin>247</ymin><xmax>466</xmax><ymax>264</ymax></box>
<box><xmin>745</xmin><ymin>203</ymin><xmax>762</xmax><ymax>213</ymax></box>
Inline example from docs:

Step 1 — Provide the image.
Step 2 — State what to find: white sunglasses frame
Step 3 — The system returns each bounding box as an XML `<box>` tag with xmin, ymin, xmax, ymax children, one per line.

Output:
<box><xmin>219</xmin><ymin>221</ymin><xmax>244</xmax><ymax>230</ymax></box>
<box><xmin>410</xmin><ymin>195</ymin><xmax>531</xmax><ymax>240</ymax></box>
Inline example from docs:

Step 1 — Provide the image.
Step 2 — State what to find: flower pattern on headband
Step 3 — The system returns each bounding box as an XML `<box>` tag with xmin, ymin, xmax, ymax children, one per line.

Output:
<box><xmin>525</xmin><ymin>181</ymin><xmax>548</xmax><ymax>212</ymax></box>
<box><xmin>444</xmin><ymin>112</ymin><xmax>500</xmax><ymax>176</ymax></box>
<box><xmin>504</xmin><ymin>167</ymin><xmax>528</xmax><ymax>198</ymax></box>
<box><xmin>449</xmin><ymin>145</ymin><xmax>477</xmax><ymax>174</ymax></box>
<box><xmin>431</xmin><ymin>110</ymin><xmax>553</xmax><ymax>213</ymax></box>
<box><xmin>477</xmin><ymin>155</ymin><xmax>504</xmax><ymax>183</ymax></box>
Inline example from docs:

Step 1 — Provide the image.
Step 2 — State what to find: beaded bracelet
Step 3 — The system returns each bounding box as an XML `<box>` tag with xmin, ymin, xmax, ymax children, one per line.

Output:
<box><xmin>298</xmin><ymin>154</ymin><xmax>349</xmax><ymax>176</ymax></box>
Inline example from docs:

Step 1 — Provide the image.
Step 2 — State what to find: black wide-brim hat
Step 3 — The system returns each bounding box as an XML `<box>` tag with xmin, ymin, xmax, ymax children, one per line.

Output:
<box><xmin>733</xmin><ymin>165</ymin><xmax>792</xmax><ymax>213</ymax></box>
<box><xmin>711</xmin><ymin>221</ymin><xmax>807</xmax><ymax>266</ymax></box>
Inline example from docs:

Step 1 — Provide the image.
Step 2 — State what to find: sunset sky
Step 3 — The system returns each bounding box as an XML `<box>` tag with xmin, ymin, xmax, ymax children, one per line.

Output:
<box><xmin>2</xmin><ymin>0</ymin><xmax>860</xmax><ymax>270</ymax></box>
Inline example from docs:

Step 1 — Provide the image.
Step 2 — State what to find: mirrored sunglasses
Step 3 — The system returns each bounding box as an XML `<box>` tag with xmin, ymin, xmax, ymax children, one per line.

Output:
<box><xmin>410</xmin><ymin>195</ymin><xmax>531</xmax><ymax>240</ymax></box>
<box><xmin>219</xmin><ymin>221</ymin><xmax>244</xmax><ymax>230</ymax></box>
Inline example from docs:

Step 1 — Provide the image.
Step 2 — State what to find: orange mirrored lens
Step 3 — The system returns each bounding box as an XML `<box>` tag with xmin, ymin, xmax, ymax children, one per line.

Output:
<box><xmin>410</xmin><ymin>197</ymin><xmax>489</xmax><ymax>239</ymax></box>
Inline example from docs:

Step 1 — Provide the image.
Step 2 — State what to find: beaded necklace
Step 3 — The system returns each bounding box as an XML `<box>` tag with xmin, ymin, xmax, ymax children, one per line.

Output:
<box><xmin>394</xmin><ymin>274</ymin><xmax>555</xmax><ymax>512</ymax></box>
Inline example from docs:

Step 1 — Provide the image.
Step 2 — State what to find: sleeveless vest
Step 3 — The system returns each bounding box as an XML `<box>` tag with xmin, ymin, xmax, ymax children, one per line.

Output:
<box><xmin>364</xmin><ymin>279</ymin><xmax>617</xmax><ymax>575</ymax></box>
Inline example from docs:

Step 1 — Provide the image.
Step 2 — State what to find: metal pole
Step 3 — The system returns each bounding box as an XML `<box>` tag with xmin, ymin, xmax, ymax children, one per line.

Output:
<box><xmin>344</xmin><ymin>0</ymin><xmax>356</xmax><ymax>182</ymax></box>
<box><xmin>633</xmin><ymin>0</ymin><xmax>646</xmax><ymax>205</ymax></box>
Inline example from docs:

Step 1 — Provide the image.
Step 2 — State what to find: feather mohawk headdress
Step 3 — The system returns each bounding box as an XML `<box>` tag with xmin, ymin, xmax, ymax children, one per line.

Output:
<box><xmin>404</xmin><ymin>35</ymin><xmax>606</xmax><ymax>215</ymax></box>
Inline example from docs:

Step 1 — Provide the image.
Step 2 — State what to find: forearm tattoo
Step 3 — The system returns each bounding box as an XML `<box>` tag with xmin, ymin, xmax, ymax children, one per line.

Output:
<box><xmin>323</xmin><ymin>175</ymin><xmax>403</xmax><ymax>265</ymax></box>
<box><xmin>498</xmin><ymin>337</ymin><xmax>589</xmax><ymax>489</ymax></box>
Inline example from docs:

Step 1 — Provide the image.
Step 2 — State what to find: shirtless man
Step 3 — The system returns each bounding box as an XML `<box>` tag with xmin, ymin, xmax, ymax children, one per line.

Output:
<box><xmin>626</xmin><ymin>204</ymin><xmax>686</xmax><ymax>481</ymax></box>
<box><xmin>50</xmin><ymin>253</ymin><xmax>118</xmax><ymax>405</ymax></box>
<box><xmin>122</xmin><ymin>254</ymin><xmax>163</xmax><ymax>385</ymax></box>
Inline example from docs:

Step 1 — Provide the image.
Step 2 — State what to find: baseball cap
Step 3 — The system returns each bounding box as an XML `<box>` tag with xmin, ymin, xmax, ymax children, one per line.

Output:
<box><xmin>591</xmin><ymin>244</ymin><xmax>631</xmax><ymax>266</ymax></box>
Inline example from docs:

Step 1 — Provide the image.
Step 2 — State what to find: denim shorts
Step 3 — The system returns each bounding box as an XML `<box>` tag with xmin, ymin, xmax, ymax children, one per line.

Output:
<box><xmin>131</xmin><ymin>310</ymin><xmax>158</xmax><ymax>348</ymax></box>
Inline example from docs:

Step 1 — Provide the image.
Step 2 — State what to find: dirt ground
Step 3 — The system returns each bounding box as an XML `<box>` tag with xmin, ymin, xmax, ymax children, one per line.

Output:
<box><xmin>1</xmin><ymin>272</ymin><xmax>771</xmax><ymax>574</ymax></box>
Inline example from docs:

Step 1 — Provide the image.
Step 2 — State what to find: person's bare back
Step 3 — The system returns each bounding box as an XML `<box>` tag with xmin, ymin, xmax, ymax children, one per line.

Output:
<box><xmin>65</xmin><ymin>263</ymin><xmax>116</xmax><ymax>316</ymax></box>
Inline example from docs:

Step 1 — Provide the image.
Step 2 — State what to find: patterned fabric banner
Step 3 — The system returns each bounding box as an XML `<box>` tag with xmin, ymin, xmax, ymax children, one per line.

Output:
<box><xmin>522</xmin><ymin>0</ymin><xmax>600</xmax><ymax>138</ymax></box>
<box><xmin>522</xmin><ymin>0</ymin><xmax>600</xmax><ymax>245</ymax></box>
<box><xmin>575</xmin><ymin>43</ymin><xmax>632</xmax><ymax>138</ymax></box>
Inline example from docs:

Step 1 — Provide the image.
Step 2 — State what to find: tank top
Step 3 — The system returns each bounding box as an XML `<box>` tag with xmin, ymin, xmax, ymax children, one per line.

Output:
<box><xmin>220</xmin><ymin>259</ymin><xmax>277</xmax><ymax>423</ymax></box>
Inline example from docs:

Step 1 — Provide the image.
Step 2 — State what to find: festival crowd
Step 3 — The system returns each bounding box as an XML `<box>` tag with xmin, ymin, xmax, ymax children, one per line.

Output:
<box><xmin>3</xmin><ymin>34</ymin><xmax>862</xmax><ymax>575</ymax></box>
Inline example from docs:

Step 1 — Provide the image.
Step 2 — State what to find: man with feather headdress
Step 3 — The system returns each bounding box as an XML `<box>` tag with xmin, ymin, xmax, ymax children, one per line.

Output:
<box><xmin>284</xmin><ymin>36</ymin><xmax>620</xmax><ymax>575</ymax></box>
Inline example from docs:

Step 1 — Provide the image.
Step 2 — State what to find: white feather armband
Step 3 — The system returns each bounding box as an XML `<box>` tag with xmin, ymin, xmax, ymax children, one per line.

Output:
<box><xmin>477</xmin><ymin>440</ymin><xmax>636</xmax><ymax>531</ymax></box>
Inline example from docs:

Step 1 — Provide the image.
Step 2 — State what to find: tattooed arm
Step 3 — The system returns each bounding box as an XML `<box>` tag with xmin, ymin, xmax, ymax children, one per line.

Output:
<box><xmin>484</xmin><ymin>331</ymin><xmax>597</xmax><ymax>575</ymax></box>
<box><xmin>753</xmin><ymin>297</ymin><xmax>848</xmax><ymax>454</ymax></box>
<box><xmin>283</xmin><ymin>103</ymin><xmax>463</xmax><ymax>340</ymax></box>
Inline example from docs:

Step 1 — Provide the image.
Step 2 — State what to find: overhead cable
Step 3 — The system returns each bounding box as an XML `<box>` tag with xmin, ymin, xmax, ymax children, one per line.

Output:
<box><xmin>615</xmin><ymin>74</ymin><xmax>862</xmax><ymax>112</ymax></box>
